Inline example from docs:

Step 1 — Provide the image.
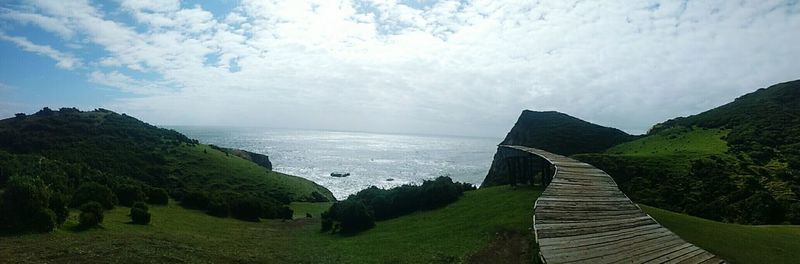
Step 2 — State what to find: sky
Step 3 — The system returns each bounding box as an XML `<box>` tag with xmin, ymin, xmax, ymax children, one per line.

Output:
<box><xmin>0</xmin><ymin>0</ymin><xmax>798</xmax><ymax>137</ymax></box>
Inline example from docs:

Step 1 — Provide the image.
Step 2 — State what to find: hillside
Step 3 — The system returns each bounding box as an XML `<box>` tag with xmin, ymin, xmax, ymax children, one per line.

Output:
<box><xmin>482</xmin><ymin>110</ymin><xmax>637</xmax><ymax>186</ymax></box>
<box><xmin>0</xmin><ymin>186</ymin><xmax>542</xmax><ymax>263</ymax></box>
<box><xmin>642</xmin><ymin>204</ymin><xmax>800</xmax><ymax>264</ymax></box>
<box><xmin>0</xmin><ymin>108</ymin><xmax>333</xmax><ymax>231</ymax></box>
<box><xmin>577</xmin><ymin>80</ymin><xmax>800</xmax><ymax>224</ymax></box>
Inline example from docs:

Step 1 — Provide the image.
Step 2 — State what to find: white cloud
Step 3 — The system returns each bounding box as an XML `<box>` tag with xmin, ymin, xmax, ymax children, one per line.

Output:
<box><xmin>2</xmin><ymin>0</ymin><xmax>799</xmax><ymax>136</ymax></box>
<box><xmin>0</xmin><ymin>33</ymin><xmax>80</xmax><ymax>69</ymax></box>
<box><xmin>88</xmin><ymin>71</ymin><xmax>173</xmax><ymax>95</ymax></box>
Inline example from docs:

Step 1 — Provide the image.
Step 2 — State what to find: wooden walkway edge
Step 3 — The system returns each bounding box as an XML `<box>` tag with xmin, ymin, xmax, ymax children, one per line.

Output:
<box><xmin>499</xmin><ymin>145</ymin><xmax>724</xmax><ymax>264</ymax></box>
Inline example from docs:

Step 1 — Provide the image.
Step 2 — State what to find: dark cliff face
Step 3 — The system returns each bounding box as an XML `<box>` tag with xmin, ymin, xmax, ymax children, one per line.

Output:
<box><xmin>481</xmin><ymin>110</ymin><xmax>636</xmax><ymax>187</ymax></box>
<box><xmin>223</xmin><ymin>148</ymin><xmax>273</xmax><ymax>170</ymax></box>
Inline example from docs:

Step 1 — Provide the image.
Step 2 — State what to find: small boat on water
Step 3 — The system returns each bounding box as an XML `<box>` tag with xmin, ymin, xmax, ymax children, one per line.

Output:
<box><xmin>330</xmin><ymin>172</ymin><xmax>350</xmax><ymax>177</ymax></box>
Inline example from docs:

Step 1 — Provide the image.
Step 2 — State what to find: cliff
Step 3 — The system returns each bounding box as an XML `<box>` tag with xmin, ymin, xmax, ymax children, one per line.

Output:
<box><xmin>481</xmin><ymin>110</ymin><xmax>636</xmax><ymax>187</ymax></box>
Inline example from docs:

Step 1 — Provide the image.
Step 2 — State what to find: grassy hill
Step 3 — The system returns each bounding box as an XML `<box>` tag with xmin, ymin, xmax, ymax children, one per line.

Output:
<box><xmin>0</xmin><ymin>185</ymin><xmax>542</xmax><ymax>263</ymax></box>
<box><xmin>643</xmin><ymin>204</ymin><xmax>800</xmax><ymax>264</ymax></box>
<box><xmin>0</xmin><ymin>108</ymin><xmax>332</xmax><ymax>203</ymax></box>
<box><xmin>606</xmin><ymin>127</ymin><xmax>728</xmax><ymax>156</ymax></box>
<box><xmin>576</xmin><ymin>80</ymin><xmax>800</xmax><ymax>225</ymax></box>
<box><xmin>0</xmin><ymin>108</ymin><xmax>333</xmax><ymax>233</ymax></box>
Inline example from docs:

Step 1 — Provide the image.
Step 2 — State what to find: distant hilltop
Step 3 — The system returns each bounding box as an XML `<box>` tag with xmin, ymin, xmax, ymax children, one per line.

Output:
<box><xmin>481</xmin><ymin>110</ymin><xmax>637</xmax><ymax>187</ymax></box>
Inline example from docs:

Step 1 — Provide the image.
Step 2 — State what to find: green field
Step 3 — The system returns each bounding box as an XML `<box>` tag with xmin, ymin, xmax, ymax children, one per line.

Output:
<box><xmin>607</xmin><ymin>127</ymin><xmax>728</xmax><ymax>156</ymax></box>
<box><xmin>642</xmin><ymin>204</ymin><xmax>800</xmax><ymax>264</ymax></box>
<box><xmin>0</xmin><ymin>185</ymin><xmax>543</xmax><ymax>263</ymax></box>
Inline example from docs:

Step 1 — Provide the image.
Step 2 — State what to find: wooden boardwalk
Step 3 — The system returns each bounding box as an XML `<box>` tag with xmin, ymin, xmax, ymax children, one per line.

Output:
<box><xmin>500</xmin><ymin>145</ymin><xmax>724</xmax><ymax>264</ymax></box>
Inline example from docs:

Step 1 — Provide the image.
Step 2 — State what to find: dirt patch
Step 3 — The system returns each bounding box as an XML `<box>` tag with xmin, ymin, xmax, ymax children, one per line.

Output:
<box><xmin>467</xmin><ymin>230</ymin><xmax>533</xmax><ymax>264</ymax></box>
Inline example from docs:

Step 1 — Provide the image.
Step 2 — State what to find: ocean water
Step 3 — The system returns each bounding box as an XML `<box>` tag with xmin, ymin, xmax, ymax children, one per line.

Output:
<box><xmin>172</xmin><ymin>127</ymin><xmax>501</xmax><ymax>199</ymax></box>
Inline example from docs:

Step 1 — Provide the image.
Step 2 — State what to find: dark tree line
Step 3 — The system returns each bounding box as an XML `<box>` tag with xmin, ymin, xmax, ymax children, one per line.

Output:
<box><xmin>321</xmin><ymin>176</ymin><xmax>476</xmax><ymax>234</ymax></box>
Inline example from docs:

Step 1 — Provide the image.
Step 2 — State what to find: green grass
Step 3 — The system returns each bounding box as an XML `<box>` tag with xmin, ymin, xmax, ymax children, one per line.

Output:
<box><xmin>285</xmin><ymin>185</ymin><xmax>543</xmax><ymax>263</ymax></box>
<box><xmin>642</xmin><ymin>204</ymin><xmax>800</xmax><ymax>264</ymax></box>
<box><xmin>290</xmin><ymin>201</ymin><xmax>333</xmax><ymax>219</ymax></box>
<box><xmin>0</xmin><ymin>186</ymin><xmax>542</xmax><ymax>263</ymax></box>
<box><xmin>166</xmin><ymin>144</ymin><xmax>334</xmax><ymax>201</ymax></box>
<box><xmin>607</xmin><ymin>127</ymin><xmax>728</xmax><ymax>156</ymax></box>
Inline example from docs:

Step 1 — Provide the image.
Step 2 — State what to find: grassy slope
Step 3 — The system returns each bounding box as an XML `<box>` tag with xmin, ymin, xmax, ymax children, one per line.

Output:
<box><xmin>286</xmin><ymin>185</ymin><xmax>542</xmax><ymax>263</ymax></box>
<box><xmin>642</xmin><ymin>205</ymin><xmax>800</xmax><ymax>264</ymax></box>
<box><xmin>606</xmin><ymin>127</ymin><xmax>728</xmax><ymax>156</ymax></box>
<box><xmin>0</xmin><ymin>186</ymin><xmax>542</xmax><ymax>263</ymax></box>
<box><xmin>168</xmin><ymin>144</ymin><xmax>334</xmax><ymax>201</ymax></box>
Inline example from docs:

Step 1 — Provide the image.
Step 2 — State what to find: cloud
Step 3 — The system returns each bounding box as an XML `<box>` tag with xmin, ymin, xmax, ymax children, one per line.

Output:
<box><xmin>88</xmin><ymin>71</ymin><xmax>174</xmax><ymax>95</ymax></box>
<box><xmin>0</xmin><ymin>33</ymin><xmax>80</xmax><ymax>69</ymax></box>
<box><xmin>1</xmin><ymin>0</ymin><xmax>799</xmax><ymax>136</ymax></box>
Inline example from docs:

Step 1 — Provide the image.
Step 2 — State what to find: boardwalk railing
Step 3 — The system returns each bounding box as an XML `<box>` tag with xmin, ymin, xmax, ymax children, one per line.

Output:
<box><xmin>499</xmin><ymin>145</ymin><xmax>724</xmax><ymax>264</ymax></box>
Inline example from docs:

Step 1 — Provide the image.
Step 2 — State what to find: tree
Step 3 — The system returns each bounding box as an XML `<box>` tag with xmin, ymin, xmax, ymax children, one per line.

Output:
<box><xmin>79</xmin><ymin>202</ymin><xmax>105</xmax><ymax>228</ymax></box>
<box><xmin>71</xmin><ymin>182</ymin><xmax>116</xmax><ymax>209</ymax></box>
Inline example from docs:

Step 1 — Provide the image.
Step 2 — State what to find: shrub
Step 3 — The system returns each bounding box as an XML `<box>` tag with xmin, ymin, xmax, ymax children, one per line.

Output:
<box><xmin>207</xmin><ymin>195</ymin><xmax>230</xmax><ymax>217</ymax></box>
<box><xmin>132</xmin><ymin>201</ymin><xmax>149</xmax><ymax>211</ymax></box>
<box><xmin>146</xmin><ymin>188</ymin><xmax>169</xmax><ymax>205</ymax></box>
<box><xmin>321</xmin><ymin>176</ymin><xmax>470</xmax><ymax>233</ymax></box>
<box><xmin>130</xmin><ymin>205</ymin><xmax>151</xmax><ymax>225</ymax></box>
<box><xmin>31</xmin><ymin>209</ymin><xmax>56</xmax><ymax>233</ymax></box>
<box><xmin>279</xmin><ymin>206</ymin><xmax>294</xmax><ymax>220</ymax></box>
<box><xmin>79</xmin><ymin>202</ymin><xmax>105</xmax><ymax>227</ymax></box>
<box><xmin>71</xmin><ymin>182</ymin><xmax>115</xmax><ymax>209</ymax></box>
<box><xmin>115</xmin><ymin>184</ymin><xmax>146</xmax><ymax>207</ymax></box>
<box><xmin>180</xmin><ymin>190</ymin><xmax>209</xmax><ymax>210</ymax></box>
<box><xmin>336</xmin><ymin>199</ymin><xmax>374</xmax><ymax>233</ymax></box>
<box><xmin>49</xmin><ymin>193</ymin><xmax>69</xmax><ymax>225</ymax></box>
<box><xmin>0</xmin><ymin>176</ymin><xmax>53</xmax><ymax>232</ymax></box>
<box><xmin>230</xmin><ymin>195</ymin><xmax>262</xmax><ymax>222</ymax></box>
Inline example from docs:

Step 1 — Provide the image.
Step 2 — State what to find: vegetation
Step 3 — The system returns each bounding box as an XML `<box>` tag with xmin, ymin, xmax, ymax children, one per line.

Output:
<box><xmin>0</xmin><ymin>186</ymin><xmax>542</xmax><ymax>263</ymax></box>
<box><xmin>0</xmin><ymin>107</ymin><xmax>334</xmax><ymax>232</ymax></box>
<box><xmin>643</xmin><ymin>204</ymin><xmax>800</xmax><ymax>264</ymax></box>
<box><xmin>321</xmin><ymin>176</ymin><xmax>476</xmax><ymax>233</ymax></box>
<box><xmin>0</xmin><ymin>176</ymin><xmax>57</xmax><ymax>233</ymax></box>
<box><xmin>130</xmin><ymin>202</ymin><xmax>151</xmax><ymax>225</ymax></box>
<box><xmin>78</xmin><ymin>202</ymin><xmax>105</xmax><ymax>228</ymax></box>
<box><xmin>573</xmin><ymin>80</ymin><xmax>800</xmax><ymax>224</ymax></box>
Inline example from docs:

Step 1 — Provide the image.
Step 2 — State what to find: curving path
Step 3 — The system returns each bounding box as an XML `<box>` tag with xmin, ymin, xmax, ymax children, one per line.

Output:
<box><xmin>500</xmin><ymin>145</ymin><xmax>724</xmax><ymax>264</ymax></box>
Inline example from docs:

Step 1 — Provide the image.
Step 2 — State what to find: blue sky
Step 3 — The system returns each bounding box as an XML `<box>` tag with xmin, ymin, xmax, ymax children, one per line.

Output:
<box><xmin>1</xmin><ymin>0</ymin><xmax>799</xmax><ymax>137</ymax></box>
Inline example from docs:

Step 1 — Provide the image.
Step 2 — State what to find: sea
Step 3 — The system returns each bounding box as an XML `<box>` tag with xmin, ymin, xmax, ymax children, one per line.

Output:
<box><xmin>172</xmin><ymin>127</ymin><xmax>502</xmax><ymax>200</ymax></box>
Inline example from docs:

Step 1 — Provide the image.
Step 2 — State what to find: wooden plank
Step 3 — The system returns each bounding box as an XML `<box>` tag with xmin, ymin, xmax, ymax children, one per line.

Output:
<box><xmin>543</xmin><ymin>232</ymin><xmax>682</xmax><ymax>263</ymax></box>
<box><xmin>645</xmin><ymin>246</ymin><xmax>704</xmax><ymax>264</ymax></box>
<box><xmin>497</xmin><ymin>145</ymin><xmax>723</xmax><ymax>264</ymax></box>
<box><xmin>537</xmin><ymin>224</ymin><xmax>664</xmax><ymax>246</ymax></box>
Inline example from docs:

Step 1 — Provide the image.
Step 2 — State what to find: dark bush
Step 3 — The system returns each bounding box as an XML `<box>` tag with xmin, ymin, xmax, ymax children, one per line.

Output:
<box><xmin>230</xmin><ymin>195</ymin><xmax>262</xmax><ymax>222</ymax></box>
<box><xmin>279</xmin><ymin>206</ymin><xmax>294</xmax><ymax>220</ymax></box>
<box><xmin>132</xmin><ymin>201</ymin><xmax>149</xmax><ymax>211</ymax></box>
<box><xmin>180</xmin><ymin>190</ymin><xmax>209</xmax><ymax>209</ymax></box>
<box><xmin>321</xmin><ymin>176</ymin><xmax>470</xmax><ymax>233</ymax></box>
<box><xmin>130</xmin><ymin>207</ymin><xmax>151</xmax><ymax>225</ymax></box>
<box><xmin>0</xmin><ymin>176</ymin><xmax>53</xmax><ymax>232</ymax></box>
<box><xmin>31</xmin><ymin>209</ymin><xmax>56</xmax><ymax>233</ymax></box>
<box><xmin>71</xmin><ymin>182</ymin><xmax>115</xmax><ymax>209</ymax></box>
<box><xmin>49</xmin><ymin>193</ymin><xmax>69</xmax><ymax>225</ymax></box>
<box><xmin>336</xmin><ymin>199</ymin><xmax>374</xmax><ymax>233</ymax></box>
<box><xmin>115</xmin><ymin>184</ymin><xmax>146</xmax><ymax>207</ymax></box>
<box><xmin>207</xmin><ymin>194</ymin><xmax>230</xmax><ymax>217</ymax></box>
<box><xmin>79</xmin><ymin>201</ymin><xmax>105</xmax><ymax>227</ymax></box>
<box><xmin>147</xmin><ymin>188</ymin><xmax>169</xmax><ymax>205</ymax></box>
